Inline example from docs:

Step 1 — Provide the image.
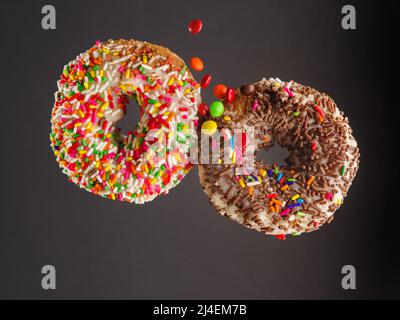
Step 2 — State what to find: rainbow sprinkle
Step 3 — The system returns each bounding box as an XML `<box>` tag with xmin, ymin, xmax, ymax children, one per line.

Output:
<box><xmin>50</xmin><ymin>40</ymin><xmax>201</xmax><ymax>204</ymax></box>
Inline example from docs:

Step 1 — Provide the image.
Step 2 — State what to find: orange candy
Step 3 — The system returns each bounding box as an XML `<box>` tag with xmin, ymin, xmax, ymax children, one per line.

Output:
<box><xmin>213</xmin><ymin>84</ymin><xmax>227</xmax><ymax>99</ymax></box>
<box><xmin>190</xmin><ymin>57</ymin><xmax>204</xmax><ymax>72</ymax></box>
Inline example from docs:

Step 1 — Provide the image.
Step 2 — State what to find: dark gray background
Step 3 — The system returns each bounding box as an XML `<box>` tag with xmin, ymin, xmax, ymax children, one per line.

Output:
<box><xmin>0</xmin><ymin>0</ymin><xmax>396</xmax><ymax>299</ymax></box>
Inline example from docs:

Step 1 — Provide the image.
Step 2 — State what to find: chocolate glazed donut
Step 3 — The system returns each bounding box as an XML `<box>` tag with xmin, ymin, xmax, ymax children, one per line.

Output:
<box><xmin>198</xmin><ymin>78</ymin><xmax>360</xmax><ymax>239</ymax></box>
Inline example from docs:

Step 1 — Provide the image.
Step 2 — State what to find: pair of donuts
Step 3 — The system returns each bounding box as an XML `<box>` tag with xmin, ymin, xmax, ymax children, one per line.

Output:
<box><xmin>50</xmin><ymin>39</ymin><xmax>359</xmax><ymax>238</ymax></box>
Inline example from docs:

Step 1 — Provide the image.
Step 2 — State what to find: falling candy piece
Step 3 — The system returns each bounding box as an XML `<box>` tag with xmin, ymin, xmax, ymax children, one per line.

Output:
<box><xmin>213</xmin><ymin>84</ymin><xmax>227</xmax><ymax>99</ymax></box>
<box><xmin>198</xmin><ymin>103</ymin><xmax>209</xmax><ymax>116</ymax></box>
<box><xmin>190</xmin><ymin>57</ymin><xmax>204</xmax><ymax>72</ymax></box>
<box><xmin>225</xmin><ymin>88</ymin><xmax>235</xmax><ymax>103</ymax></box>
<box><xmin>209</xmin><ymin>101</ymin><xmax>225</xmax><ymax>118</ymax></box>
<box><xmin>188</xmin><ymin>19</ymin><xmax>203</xmax><ymax>34</ymax></box>
<box><xmin>200</xmin><ymin>74</ymin><xmax>212</xmax><ymax>88</ymax></box>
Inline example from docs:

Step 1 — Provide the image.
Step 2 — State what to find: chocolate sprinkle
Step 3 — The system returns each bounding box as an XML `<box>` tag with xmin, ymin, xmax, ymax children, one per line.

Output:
<box><xmin>198</xmin><ymin>78</ymin><xmax>360</xmax><ymax>238</ymax></box>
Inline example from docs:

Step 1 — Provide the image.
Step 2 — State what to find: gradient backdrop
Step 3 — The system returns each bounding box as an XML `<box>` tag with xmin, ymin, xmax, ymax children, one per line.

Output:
<box><xmin>0</xmin><ymin>0</ymin><xmax>396</xmax><ymax>299</ymax></box>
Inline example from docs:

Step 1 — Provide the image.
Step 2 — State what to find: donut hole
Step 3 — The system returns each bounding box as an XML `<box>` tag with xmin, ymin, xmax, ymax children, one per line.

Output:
<box><xmin>117</xmin><ymin>95</ymin><xmax>142</xmax><ymax>136</ymax></box>
<box><xmin>256</xmin><ymin>143</ymin><xmax>289</xmax><ymax>166</ymax></box>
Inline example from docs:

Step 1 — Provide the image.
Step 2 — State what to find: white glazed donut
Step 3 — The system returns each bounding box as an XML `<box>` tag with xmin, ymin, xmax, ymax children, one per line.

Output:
<box><xmin>50</xmin><ymin>39</ymin><xmax>201</xmax><ymax>204</ymax></box>
<box><xmin>198</xmin><ymin>78</ymin><xmax>360</xmax><ymax>238</ymax></box>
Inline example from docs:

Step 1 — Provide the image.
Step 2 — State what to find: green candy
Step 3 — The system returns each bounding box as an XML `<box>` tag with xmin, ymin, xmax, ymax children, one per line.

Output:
<box><xmin>209</xmin><ymin>101</ymin><xmax>225</xmax><ymax>118</ymax></box>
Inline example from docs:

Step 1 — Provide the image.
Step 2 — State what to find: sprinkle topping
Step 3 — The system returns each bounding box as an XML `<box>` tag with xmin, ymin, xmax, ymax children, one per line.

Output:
<box><xmin>50</xmin><ymin>39</ymin><xmax>201</xmax><ymax>203</ymax></box>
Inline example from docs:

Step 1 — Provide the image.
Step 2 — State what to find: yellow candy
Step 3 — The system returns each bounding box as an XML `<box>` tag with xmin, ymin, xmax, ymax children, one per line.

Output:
<box><xmin>201</xmin><ymin>120</ymin><xmax>217</xmax><ymax>135</ymax></box>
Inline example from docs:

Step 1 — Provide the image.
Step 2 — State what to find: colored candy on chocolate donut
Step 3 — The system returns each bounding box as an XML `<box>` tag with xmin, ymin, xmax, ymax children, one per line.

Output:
<box><xmin>50</xmin><ymin>39</ymin><xmax>201</xmax><ymax>204</ymax></box>
<box><xmin>198</xmin><ymin>78</ymin><xmax>360</xmax><ymax>238</ymax></box>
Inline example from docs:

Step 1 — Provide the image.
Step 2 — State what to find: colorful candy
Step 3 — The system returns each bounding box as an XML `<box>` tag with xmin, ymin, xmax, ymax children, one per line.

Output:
<box><xmin>198</xmin><ymin>103</ymin><xmax>209</xmax><ymax>116</ymax></box>
<box><xmin>188</xmin><ymin>19</ymin><xmax>203</xmax><ymax>34</ymax></box>
<box><xmin>275</xmin><ymin>234</ymin><xmax>286</xmax><ymax>240</ymax></box>
<box><xmin>213</xmin><ymin>84</ymin><xmax>227</xmax><ymax>99</ymax></box>
<box><xmin>201</xmin><ymin>120</ymin><xmax>217</xmax><ymax>135</ymax></box>
<box><xmin>209</xmin><ymin>101</ymin><xmax>224</xmax><ymax>118</ymax></box>
<box><xmin>190</xmin><ymin>57</ymin><xmax>204</xmax><ymax>72</ymax></box>
<box><xmin>200</xmin><ymin>74</ymin><xmax>212</xmax><ymax>88</ymax></box>
<box><xmin>225</xmin><ymin>88</ymin><xmax>235</xmax><ymax>103</ymax></box>
<box><xmin>240</xmin><ymin>84</ymin><xmax>255</xmax><ymax>96</ymax></box>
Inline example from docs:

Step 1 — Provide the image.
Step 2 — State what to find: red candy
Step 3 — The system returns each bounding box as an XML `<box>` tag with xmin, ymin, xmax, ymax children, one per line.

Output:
<box><xmin>275</xmin><ymin>234</ymin><xmax>286</xmax><ymax>240</ymax></box>
<box><xmin>200</xmin><ymin>74</ymin><xmax>212</xmax><ymax>88</ymax></box>
<box><xmin>188</xmin><ymin>19</ymin><xmax>203</xmax><ymax>34</ymax></box>
<box><xmin>226</xmin><ymin>87</ymin><xmax>235</xmax><ymax>103</ymax></box>
<box><xmin>198</xmin><ymin>103</ymin><xmax>209</xmax><ymax>116</ymax></box>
